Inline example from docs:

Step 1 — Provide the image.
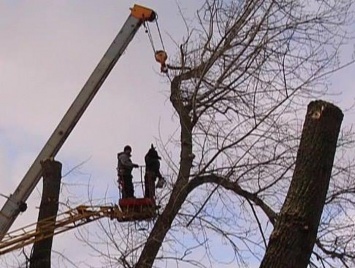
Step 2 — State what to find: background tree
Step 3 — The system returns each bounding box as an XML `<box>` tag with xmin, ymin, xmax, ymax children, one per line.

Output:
<box><xmin>81</xmin><ymin>0</ymin><xmax>355</xmax><ymax>267</ymax></box>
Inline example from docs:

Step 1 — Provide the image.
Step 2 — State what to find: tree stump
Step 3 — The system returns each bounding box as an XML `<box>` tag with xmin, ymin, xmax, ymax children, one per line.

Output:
<box><xmin>260</xmin><ymin>100</ymin><xmax>343</xmax><ymax>268</ymax></box>
<box><xmin>30</xmin><ymin>159</ymin><xmax>62</xmax><ymax>268</ymax></box>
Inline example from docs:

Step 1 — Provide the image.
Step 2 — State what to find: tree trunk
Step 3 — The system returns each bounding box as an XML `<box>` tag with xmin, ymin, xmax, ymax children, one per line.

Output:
<box><xmin>135</xmin><ymin>79</ymin><xmax>194</xmax><ymax>267</ymax></box>
<box><xmin>30</xmin><ymin>159</ymin><xmax>62</xmax><ymax>268</ymax></box>
<box><xmin>260</xmin><ymin>100</ymin><xmax>343</xmax><ymax>268</ymax></box>
<box><xmin>135</xmin><ymin>139</ymin><xmax>193</xmax><ymax>268</ymax></box>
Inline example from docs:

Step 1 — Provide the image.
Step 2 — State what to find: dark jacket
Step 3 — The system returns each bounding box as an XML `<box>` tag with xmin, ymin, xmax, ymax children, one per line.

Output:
<box><xmin>145</xmin><ymin>146</ymin><xmax>162</xmax><ymax>178</ymax></box>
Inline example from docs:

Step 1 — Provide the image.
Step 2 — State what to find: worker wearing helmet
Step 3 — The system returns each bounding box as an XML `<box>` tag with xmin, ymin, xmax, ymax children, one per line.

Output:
<box><xmin>117</xmin><ymin>145</ymin><xmax>139</xmax><ymax>198</ymax></box>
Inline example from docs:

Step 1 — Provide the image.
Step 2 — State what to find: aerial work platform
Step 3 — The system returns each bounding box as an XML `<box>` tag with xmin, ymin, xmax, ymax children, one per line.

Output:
<box><xmin>0</xmin><ymin>202</ymin><xmax>158</xmax><ymax>256</ymax></box>
<box><xmin>118</xmin><ymin>197</ymin><xmax>157</xmax><ymax>222</ymax></box>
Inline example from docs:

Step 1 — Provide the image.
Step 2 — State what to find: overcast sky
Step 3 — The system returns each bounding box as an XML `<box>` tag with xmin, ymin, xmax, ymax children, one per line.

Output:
<box><xmin>0</xmin><ymin>1</ymin><xmax>208</xmax><ymax>266</ymax></box>
<box><xmin>0</xmin><ymin>1</ymin><xmax>354</xmax><ymax>267</ymax></box>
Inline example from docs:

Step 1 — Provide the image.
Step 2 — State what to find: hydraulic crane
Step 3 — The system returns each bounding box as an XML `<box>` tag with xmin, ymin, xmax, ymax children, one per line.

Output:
<box><xmin>0</xmin><ymin>203</ymin><xmax>157</xmax><ymax>256</ymax></box>
<box><xmin>0</xmin><ymin>4</ymin><xmax>161</xmax><ymax>240</ymax></box>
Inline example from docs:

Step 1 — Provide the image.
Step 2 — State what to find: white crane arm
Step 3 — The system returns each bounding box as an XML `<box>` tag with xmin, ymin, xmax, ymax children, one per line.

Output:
<box><xmin>0</xmin><ymin>4</ymin><xmax>156</xmax><ymax>240</ymax></box>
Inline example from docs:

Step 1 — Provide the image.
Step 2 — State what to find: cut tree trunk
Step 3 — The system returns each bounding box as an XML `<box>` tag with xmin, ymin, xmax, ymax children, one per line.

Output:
<box><xmin>30</xmin><ymin>159</ymin><xmax>62</xmax><ymax>268</ymax></box>
<box><xmin>260</xmin><ymin>100</ymin><xmax>344</xmax><ymax>268</ymax></box>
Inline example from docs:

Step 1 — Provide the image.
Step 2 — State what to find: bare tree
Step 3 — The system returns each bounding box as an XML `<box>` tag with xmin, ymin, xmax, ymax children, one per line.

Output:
<box><xmin>82</xmin><ymin>0</ymin><xmax>355</xmax><ymax>267</ymax></box>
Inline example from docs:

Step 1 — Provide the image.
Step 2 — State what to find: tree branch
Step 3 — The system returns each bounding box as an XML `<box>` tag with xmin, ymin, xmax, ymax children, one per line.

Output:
<box><xmin>187</xmin><ymin>174</ymin><xmax>277</xmax><ymax>224</ymax></box>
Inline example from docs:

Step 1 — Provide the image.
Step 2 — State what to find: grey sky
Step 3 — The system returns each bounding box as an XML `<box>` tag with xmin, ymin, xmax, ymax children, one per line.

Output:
<box><xmin>0</xmin><ymin>0</ymin><xmax>354</xmax><ymax>267</ymax></box>
<box><xmin>0</xmin><ymin>0</ymin><xmax>186</xmax><ymax>265</ymax></box>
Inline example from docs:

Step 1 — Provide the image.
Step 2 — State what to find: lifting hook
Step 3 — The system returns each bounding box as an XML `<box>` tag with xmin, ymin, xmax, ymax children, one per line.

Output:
<box><xmin>155</xmin><ymin>50</ymin><xmax>168</xmax><ymax>73</ymax></box>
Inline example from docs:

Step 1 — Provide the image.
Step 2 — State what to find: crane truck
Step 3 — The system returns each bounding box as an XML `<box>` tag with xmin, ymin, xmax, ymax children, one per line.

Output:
<box><xmin>0</xmin><ymin>4</ymin><xmax>162</xmax><ymax>242</ymax></box>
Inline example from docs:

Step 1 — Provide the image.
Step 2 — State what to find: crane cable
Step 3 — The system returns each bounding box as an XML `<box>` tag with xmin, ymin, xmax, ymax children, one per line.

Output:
<box><xmin>144</xmin><ymin>17</ymin><xmax>169</xmax><ymax>75</ymax></box>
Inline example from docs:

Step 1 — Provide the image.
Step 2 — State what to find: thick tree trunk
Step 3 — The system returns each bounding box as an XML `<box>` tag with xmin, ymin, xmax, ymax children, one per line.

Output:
<box><xmin>136</xmin><ymin>175</ymin><xmax>191</xmax><ymax>267</ymax></box>
<box><xmin>135</xmin><ymin>136</ymin><xmax>193</xmax><ymax>267</ymax></box>
<box><xmin>30</xmin><ymin>159</ymin><xmax>62</xmax><ymax>268</ymax></box>
<box><xmin>135</xmin><ymin>77</ymin><xmax>194</xmax><ymax>268</ymax></box>
<box><xmin>260</xmin><ymin>100</ymin><xmax>343</xmax><ymax>268</ymax></box>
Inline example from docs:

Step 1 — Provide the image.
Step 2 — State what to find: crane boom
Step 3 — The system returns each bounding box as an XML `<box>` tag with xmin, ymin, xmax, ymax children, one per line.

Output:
<box><xmin>0</xmin><ymin>4</ymin><xmax>156</xmax><ymax>240</ymax></box>
<box><xmin>0</xmin><ymin>204</ymin><xmax>156</xmax><ymax>255</ymax></box>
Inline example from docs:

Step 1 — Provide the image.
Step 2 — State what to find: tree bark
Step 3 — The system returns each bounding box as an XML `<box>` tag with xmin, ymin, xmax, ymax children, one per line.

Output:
<box><xmin>30</xmin><ymin>159</ymin><xmax>62</xmax><ymax>268</ymax></box>
<box><xmin>135</xmin><ymin>76</ymin><xmax>194</xmax><ymax>268</ymax></box>
<box><xmin>260</xmin><ymin>100</ymin><xmax>343</xmax><ymax>268</ymax></box>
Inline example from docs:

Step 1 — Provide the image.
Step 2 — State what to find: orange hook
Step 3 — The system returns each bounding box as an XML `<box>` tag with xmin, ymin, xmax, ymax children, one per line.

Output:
<box><xmin>155</xmin><ymin>50</ymin><xmax>168</xmax><ymax>73</ymax></box>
